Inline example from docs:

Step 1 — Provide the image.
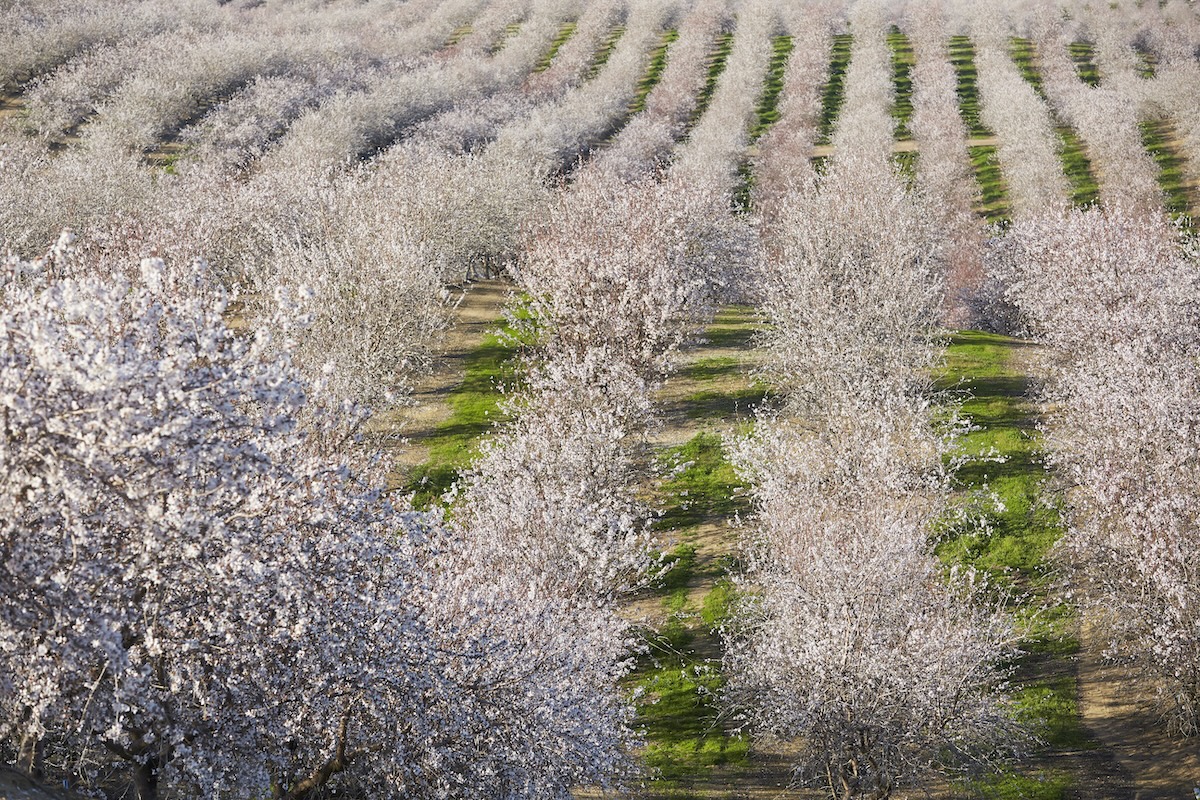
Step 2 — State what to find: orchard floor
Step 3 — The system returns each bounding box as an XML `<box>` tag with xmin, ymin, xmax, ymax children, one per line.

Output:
<box><xmin>388</xmin><ymin>282</ymin><xmax>1199</xmax><ymax>800</ymax></box>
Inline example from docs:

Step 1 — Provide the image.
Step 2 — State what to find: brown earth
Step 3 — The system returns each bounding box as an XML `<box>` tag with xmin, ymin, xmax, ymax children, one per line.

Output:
<box><xmin>0</xmin><ymin>768</ymin><xmax>81</xmax><ymax>800</ymax></box>
<box><xmin>1077</xmin><ymin>621</ymin><xmax>1200</xmax><ymax>799</ymax></box>
<box><xmin>0</xmin><ymin>92</ymin><xmax>24</xmax><ymax>124</ymax></box>
<box><xmin>378</xmin><ymin>278</ymin><xmax>512</xmax><ymax>472</ymax></box>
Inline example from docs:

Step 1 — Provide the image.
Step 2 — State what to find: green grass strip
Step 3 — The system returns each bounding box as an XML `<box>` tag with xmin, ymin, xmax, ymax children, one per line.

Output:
<box><xmin>1139</xmin><ymin>119</ymin><xmax>1197</xmax><ymax>229</ymax></box>
<box><xmin>1009</xmin><ymin>37</ymin><xmax>1047</xmax><ymax>101</ymax></box>
<box><xmin>747</xmin><ymin>34</ymin><xmax>795</xmax><ymax>141</ymax></box>
<box><xmin>533</xmin><ymin>20</ymin><xmax>578</xmax><ymax>73</ymax></box>
<box><xmin>936</xmin><ymin>331</ymin><xmax>1094</xmax><ymax>799</ymax></box>
<box><xmin>628</xmin><ymin>28</ymin><xmax>680</xmax><ymax>115</ymax></box>
<box><xmin>949</xmin><ymin>35</ymin><xmax>995</xmax><ymax>138</ymax></box>
<box><xmin>737</xmin><ymin>33</ymin><xmax>795</xmax><ymax>212</ymax></box>
<box><xmin>936</xmin><ymin>332</ymin><xmax>1059</xmax><ymax>581</ymax></box>
<box><xmin>686</xmin><ymin>31</ymin><xmax>734</xmax><ymax>133</ymax></box>
<box><xmin>888</xmin><ymin>26</ymin><xmax>915</xmax><ymax>141</ymax></box>
<box><xmin>817</xmin><ymin>33</ymin><xmax>853</xmax><ymax>145</ymax></box>
<box><xmin>1068</xmin><ymin>40</ymin><xmax>1100</xmax><ymax>87</ymax></box>
<box><xmin>630</xmin><ymin>570</ymin><xmax>748</xmax><ymax>786</ymax></box>
<box><xmin>969</xmin><ymin>145</ymin><xmax>1010</xmax><ymax>224</ymax></box>
<box><xmin>402</xmin><ymin>320</ymin><xmax>527</xmax><ymax>508</ymax></box>
<box><xmin>657</xmin><ymin>433</ymin><xmax>751</xmax><ymax>530</ymax></box>
<box><xmin>584</xmin><ymin>22</ymin><xmax>627</xmax><ymax>80</ymax></box>
<box><xmin>631</xmin><ymin>433</ymin><xmax>751</xmax><ymax>787</ymax></box>
<box><xmin>1055</xmin><ymin>126</ymin><xmax>1099</xmax><ymax>208</ymax></box>
<box><xmin>444</xmin><ymin>24</ymin><xmax>472</xmax><ymax>47</ymax></box>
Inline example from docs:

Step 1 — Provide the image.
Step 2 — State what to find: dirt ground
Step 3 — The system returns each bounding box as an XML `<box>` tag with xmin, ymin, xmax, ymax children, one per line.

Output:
<box><xmin>381</xmin><ymin>279</ymin><xmax>512</xmax><ymax>471</ymax></box>
<box><xmin>1076</xmin><ymin>621</ymin><xmax>1200</xmax><ymax>799</ymax></box>
<box><xmin>405</xmin><ymin>288</ymin><xmax>1200</xmax><ymax>799</ymax></box>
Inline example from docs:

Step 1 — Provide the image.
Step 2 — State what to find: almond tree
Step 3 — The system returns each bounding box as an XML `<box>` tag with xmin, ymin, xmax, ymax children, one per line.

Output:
<box><xmin>724</xmin><ymin>30</ymin><xmax>1022</xmax><ymax>788</ymax></box>
<box><xmin>1002</xmin><ymin>202</ymin><xmax>1200</xmax><ymax>736</ymax></box>
<box><xmin>0</xmin><ymin>241</ymin><xmax>636</xmax><ymax>799</ymax></box>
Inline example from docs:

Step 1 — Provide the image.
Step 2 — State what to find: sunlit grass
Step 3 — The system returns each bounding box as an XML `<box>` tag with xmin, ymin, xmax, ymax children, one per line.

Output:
<box><xmin>629</xmin><ymin>28</ymin><xmax>680</xmax><ymax>115</ymax></box>
<box><xmin>936</xmin><ymin>331</ymin><xmax>1098</xmax><ymax>800</ymax></box>
<box><xmin>533</xmin><ymin>20</ymin><xmax>578</xmax><ymax>72</ymax></box>
<box><xmin>817</xmin><ymin>33</ymin><xmax>853</xmax><ymax>145</ymax></box>
<box><xmin>950</xmin><ymin>35</ymin><xmax>995</xmax><ymax>137</ymax></box>
<box><xmin>888</xmin><ymin>26</ymin><xmax>915</xmax><ymax>141</ymax></box>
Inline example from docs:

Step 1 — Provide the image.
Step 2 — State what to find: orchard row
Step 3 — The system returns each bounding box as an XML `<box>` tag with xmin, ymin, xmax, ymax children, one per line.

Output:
<box><xmin>2</xmin><ymin>0</ymin><xmax>1200</xmax><ymax>798</ymax></box>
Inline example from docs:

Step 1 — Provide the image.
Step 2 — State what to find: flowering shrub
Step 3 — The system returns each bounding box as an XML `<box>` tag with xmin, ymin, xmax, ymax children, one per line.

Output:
<box><xmin>0</xmin><ymin>242</ymin><xmax>636</xmax><ymax>799</ymax></box>
<box><xmin>1003</xmin><ymin>203</ymin><xmax>1200</xmax><ymax>735</ymax></box>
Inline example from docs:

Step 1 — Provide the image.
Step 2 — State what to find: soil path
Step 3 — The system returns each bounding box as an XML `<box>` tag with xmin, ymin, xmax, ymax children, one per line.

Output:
<box><xmin>0</xmin><ymin>91</ymin><xmax>25</xmax><ymax>124</ymax></box>
<box><xmin>1008</xmin><ymin>343</ymin><xmax>1195</xmax><ymax>800</ymax></box>
<box><xmin>1077</xmin><ymin>623</ymin><xmax>1200</xmax><ymax>799</ymax></box>
<box><xmin>382</xmin><ymin>279</ymin><xmax>511</xmax><ymax>475</ymax></box>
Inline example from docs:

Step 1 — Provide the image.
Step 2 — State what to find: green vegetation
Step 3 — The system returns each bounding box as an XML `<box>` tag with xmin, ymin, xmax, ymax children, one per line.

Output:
<box><xmin>747</xmin><ymin>34</ymin><xmax>794</xmax><ymax>141</ymax></box>
<box><xmin>936</xmin><ymin>332</ymin><xmax>1055</xmax><ymax>582</ymax></box>
<box><xmin>585</xmin><ymin>22</ymin><xmax>627</xmax><ymax>80</ymax></box>
<box><xmin>629</xmin><ymin>29</ymin><xmax>680</xmax><ymax>115</ymax></box>
<box><xmin>680</xmin><ymin>355</ymin><xmax>741</xmax><ymax>382</ymax></box>
<box><xmin>1068</xmin><ymin>40</ymin><xmax>1100</xmax><ymax>87</ymax></box>
<box><xmin>817</xmin><ymin>33</ymin><xmax>853</xmax><ymax>145</ymax></box>
<box><xmin>489</xmin><ymin>21</ymin><xmax>524</xmax><ymax>54</ymax></box>
<box><xmin>686</xmin><ymin>31</ymin><xmax>735</xmax><ymax>133</ymax></box>
<box><xmin>1009</xmin><ymin>37</ymin><xmax>1047</xmax><ymax>100</ymax></box>
<box><xmin>950</xmin><ymin>35</ymin><xmax>995</xmax><ymax>137</ymax></box>
<box><xmin>1133</xmin><ymin>43</ymin><xmax>1157</xmax><ymax>78</ymax></box>
<box><xmin>701</xmin><ymin>305</ymin><xmax>763</xmax><ymax>350</ymax></box>
<box><xmin>402</xmin><ymin>320</ymin><xmax>528</xmax><ymax>508</ymax></box>
<box><xmin>969</xmin><ymin>145</ymin><xmax>1010</xmax><ymax>223</ymax></box>
<box><xmin>632</xmin><ymin>581</ymin><xmax>748</xmax><ymax>785</ymax></box>
<box><xmin>1140</xmin><ymin>119</ymin><xmax>1197</xmax><ymax>228</ymax></box>
<box><xmin>936</xmin><ymin>331</ymin><xmax>1098</xmax><ymax>800</ymax></box>
<box><xmin>1056</xmin><ymin>127</ymin><xmax>1099</xmax><ymax>208</ymax></box>
<box><xmin>632</xmin><ymin>433</ymin><xmax>750</xmax><ymax>789</ymax></box>
<box><xmin>657</xmin><ymin>434</ymin><xmax>750</xmax><ymax>530</ymax></box>
<box><xmin>629</xmin><ymin>303</ymin><xmax>772</xmax><ymax>793</ymax></box>
<box><xmin>888</xmin><ymin>26</ymin><xmax>915</xmax><ymax>140</ymax></box>
<box><xmin>678</xmin><ymin>309</ymin><xmax>769</xmax><ymax>419</ymax></box>
<box><xmin>532</xmin><ymin>20</ymin><xmax>577</xmax><ymax>72</ymax></box>
<box><xmin>443</xmin><ymin>23</ymin><xmax>472</xmax><ymax>47</ymax></box>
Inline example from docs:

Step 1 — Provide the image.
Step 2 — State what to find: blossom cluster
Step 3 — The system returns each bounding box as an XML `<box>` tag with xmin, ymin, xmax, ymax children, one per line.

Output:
<box><xmin>0</xmin><ymin>242</ymin><xmax>635</xmax><ymax>798</ymax></box>
<box><xmin>1003</xmin><ymin>204</ymin><xmax>1200</xmax><ymax>736</ymax></box>
<box><xmin>723</xmin><ymin>9</ymin><xmax>1021</xmax><ymax>794</ymax></box>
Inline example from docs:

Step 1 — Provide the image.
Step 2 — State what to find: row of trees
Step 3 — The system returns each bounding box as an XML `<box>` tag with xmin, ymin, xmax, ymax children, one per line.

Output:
<box><xmin>5</xmin><ymin>0</ymin><xmax>1200</xmax><ymax>796</ymax></box>
<box><xmin>591</xmin><ymin>0</ymin><xmax>731</xmax><ymax>181</ymax></box>
<box><xmin>0</xmin><ymin>241</ymin><xmax>635</xmax><ymax>798</ymax></box>
<box><xmin>724</xmin><ymin>6</ymin><xmax>1022</xmax><ymax>798</ymax></box>
<box><xmin>1035</xmin><ymin>18</ymin><xmax>1162</xmax><ymax>211</ymax></box>
<box><xmin>1002</xmin><ymin>204</ymin><xmax>1200</xmax><ymax>736</ymax></box>
<box><xmin>906</xmin><ymin>0</ymin><xmax>985</xmax><ymax>325</ymax></box>
<box><xmin>971</xmin><ymin>10</ymin><xmax>1070</xmax><ymax>219</ymax></box>
<box><xmin>749</xmin><ymin>2</ymin><xmax>832</xmax><ymax>209</ymax></box>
